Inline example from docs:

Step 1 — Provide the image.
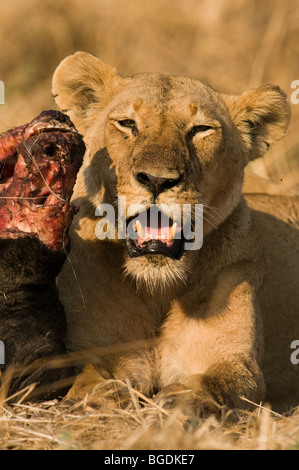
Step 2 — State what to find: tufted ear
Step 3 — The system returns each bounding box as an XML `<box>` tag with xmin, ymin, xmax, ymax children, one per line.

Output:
<box><xmin>224</xmin><ymin>85</ymin><xmax>291</xmax><ymax>161</ymax></box>
<box><xmin>52</xmin><ymin>51</ymin><xmax>120</xmax><ymax>131</ymax></box>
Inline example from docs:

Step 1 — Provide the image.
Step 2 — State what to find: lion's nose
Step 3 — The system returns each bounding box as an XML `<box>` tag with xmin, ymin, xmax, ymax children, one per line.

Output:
<box><xmin>135</xmin><ymin>171</ymin><xmax>183</xmax><ymax>198</ymax></box>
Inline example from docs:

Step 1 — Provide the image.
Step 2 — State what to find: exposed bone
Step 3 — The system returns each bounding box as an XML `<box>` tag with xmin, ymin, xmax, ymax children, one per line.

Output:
<box><xmin>33</xmin><ymin>123</ymin><xmax>76</xmax><ymax>134</ymax></box>
<box><xmin>0</xmin><ymin>110</ymin><xmax>85</xmax><ymax>250</ymax></box>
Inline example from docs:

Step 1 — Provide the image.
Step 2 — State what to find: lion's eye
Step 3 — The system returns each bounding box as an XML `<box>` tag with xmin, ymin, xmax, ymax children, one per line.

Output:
<box><xmin>118</xmin><ymin>119</ymin><xmax>136</xmax><ymax>129</ymax></box>
<box><xmin>188</xmin><ymin>125</ymin><xmax>213</xmax><ymax>138</ymax></box>
<box><xmin>117</xmin><ymin>119</ymin><xmax>138</xmax><ymax>136</ymax></box>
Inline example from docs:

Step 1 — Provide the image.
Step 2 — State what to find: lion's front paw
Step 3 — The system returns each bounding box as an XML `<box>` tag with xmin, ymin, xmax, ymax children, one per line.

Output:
<box><xmin>154</xmin><ymin>383</ymin><xmax>191</xmax><ymax>409</ymax></box>
<box><xmin>154</xmin><ymin>382</ymin><xmax>222</xmax><ymax>419</ymax></box>
<box><xmin>64</xmin><ymin>363</ymin><xmax>131</xmax><ymax>408</ymax></box>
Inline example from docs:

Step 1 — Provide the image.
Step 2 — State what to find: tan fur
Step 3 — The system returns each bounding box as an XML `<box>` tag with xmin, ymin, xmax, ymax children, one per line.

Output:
<box><xmin>52</xmin><ymin>52</ymin><xmax>299</xmax><ymax>414</ymax></box>
<box><xmin>243</xmin><ymin>172</ymin><xmax>298</xmax><ymax>196</ymax></box>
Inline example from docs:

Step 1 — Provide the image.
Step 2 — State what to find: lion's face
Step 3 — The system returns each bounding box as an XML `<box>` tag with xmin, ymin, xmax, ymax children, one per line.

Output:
<box><xmin>52</xmin><ymin>52</ymin><xmax>290</xmax><ymax>289</ymax></box>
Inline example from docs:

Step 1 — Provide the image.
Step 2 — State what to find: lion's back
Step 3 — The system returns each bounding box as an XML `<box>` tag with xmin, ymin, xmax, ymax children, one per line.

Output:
<box><xmin>245</xmin><ymin>194</ymin><xmax>299</xmax><ymax>412</ymax></box>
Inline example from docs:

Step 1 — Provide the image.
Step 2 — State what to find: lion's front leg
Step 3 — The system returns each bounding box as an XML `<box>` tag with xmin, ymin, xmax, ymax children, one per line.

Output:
<box><xmin>158</xmin><ymin>269</ymin><xmax>266</xmax><ymax>418</ymax></box>
<box><xmin>185</xmin><ymin>360</ymin><xmax>266</xmax><ymax>415</ymax></box>
<box><xmin>156</xmin><ymin>360</ymin><xmax>265</xmax><ymax>419</ymax></box>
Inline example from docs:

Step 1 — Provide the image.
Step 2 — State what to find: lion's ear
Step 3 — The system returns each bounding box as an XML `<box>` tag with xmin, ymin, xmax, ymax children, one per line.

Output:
<box><xmin>224</xmin><ymin>85</ymin><xmax>291</xmax><ymax>161</ymax></box>
<box><xmin>52</xmin><ymin>51</ymin><xmax>119</xmax><ymax>129</ymax></box>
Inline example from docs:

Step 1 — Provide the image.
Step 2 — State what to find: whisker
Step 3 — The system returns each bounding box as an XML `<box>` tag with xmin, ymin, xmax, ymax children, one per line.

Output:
<box><xmin>192</xmin><ymin>212</ymin><xmax>218</xmax><ymax>231</ymax></box>
<box><xmin>203</xmin><ymin>203</ymin><xmax>223</xmax><ymax>219</ymax></box>
<box><xmin>202</xmin><ymin>210</ymin><xmax>218</xmax><ymax>222</ymax></box>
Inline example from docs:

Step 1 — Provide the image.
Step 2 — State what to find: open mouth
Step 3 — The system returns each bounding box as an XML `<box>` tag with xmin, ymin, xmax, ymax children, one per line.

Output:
<box><xmin>0</xmin><ymin>110</ymin><xmax>85</xmax><ymax>250</ymax></box>
<box><xmin>126</xmin><ymin>205</ymin><xmax>185</xmax><ymax>260</ymax></box>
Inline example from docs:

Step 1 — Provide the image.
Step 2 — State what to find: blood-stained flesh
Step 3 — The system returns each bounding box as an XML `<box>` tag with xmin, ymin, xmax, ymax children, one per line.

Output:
<box><xmin>0</xmin><ymin>110</ymin><xmax>85</xmax><ymax>250</ymax></box>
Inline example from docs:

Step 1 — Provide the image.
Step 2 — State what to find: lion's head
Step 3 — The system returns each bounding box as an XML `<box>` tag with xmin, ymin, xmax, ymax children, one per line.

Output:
<box><xmin>52</xmin><ymin>52</ymin><xmax>290</xmax><ymax>290</ymax></box>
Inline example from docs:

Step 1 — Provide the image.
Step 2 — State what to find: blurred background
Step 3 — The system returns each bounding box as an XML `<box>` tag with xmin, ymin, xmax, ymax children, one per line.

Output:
<box><xmin>0</xmin><ymin>0</ymin><xmax>299</xmax><ymax>190</ymax></box>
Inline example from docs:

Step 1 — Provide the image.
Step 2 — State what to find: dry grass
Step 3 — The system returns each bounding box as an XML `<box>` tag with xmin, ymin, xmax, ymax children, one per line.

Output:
<box><xmin>0</xmin><ymin>0</ymin><xmax>299</xmax><ymax>451</ymax></box>
<box><xmin>1</xmin><ymin>378</ymin><xmax>299</xmax><ymax>450</ymax></box>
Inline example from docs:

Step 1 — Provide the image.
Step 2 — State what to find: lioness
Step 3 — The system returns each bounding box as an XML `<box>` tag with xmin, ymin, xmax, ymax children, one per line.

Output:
<box><xmin>52</xmin><ymin>52</ymin><xmax>299</xmax><ymax>415</ymax></box>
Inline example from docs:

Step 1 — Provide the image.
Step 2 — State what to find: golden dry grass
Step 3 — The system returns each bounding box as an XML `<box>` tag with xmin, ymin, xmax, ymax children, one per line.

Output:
<box><xmin>0</xmin><ymin>0</ymin><xmax>299</xmax><ymax>451</ymax></box>
<box><xmin>1</xmin><ymin>376</ymin><xmax>299</xmax><ymax>451</ymax></box>
<box><xmin>1</xmin><ymin>347</ymin><xmax>299</xmax><ymax>450</ymax></box>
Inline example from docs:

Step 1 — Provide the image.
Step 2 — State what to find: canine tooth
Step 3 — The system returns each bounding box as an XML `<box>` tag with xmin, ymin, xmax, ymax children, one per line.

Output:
<box><xmin>168</xmin><ymin>223</ymin><xmax>177</xmax><ymax>242</ymax></box>
<box><xmin>136</xmin><ymin>220</ymin><xmax>145</xmax><ymax>238</ymax></box>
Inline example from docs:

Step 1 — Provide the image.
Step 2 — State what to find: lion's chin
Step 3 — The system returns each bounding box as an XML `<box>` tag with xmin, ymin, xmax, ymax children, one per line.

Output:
<box><xmin>123</xmin><ymin>252</ymin><xmax>191</xmax><ymax>293</ymax></box>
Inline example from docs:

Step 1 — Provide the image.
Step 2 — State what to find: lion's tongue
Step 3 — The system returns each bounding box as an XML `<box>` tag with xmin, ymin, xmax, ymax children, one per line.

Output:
<box><xmin>135</xmin><ymin>217</ymin><xmax>180</xmax><ymax>248</ymax></box>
